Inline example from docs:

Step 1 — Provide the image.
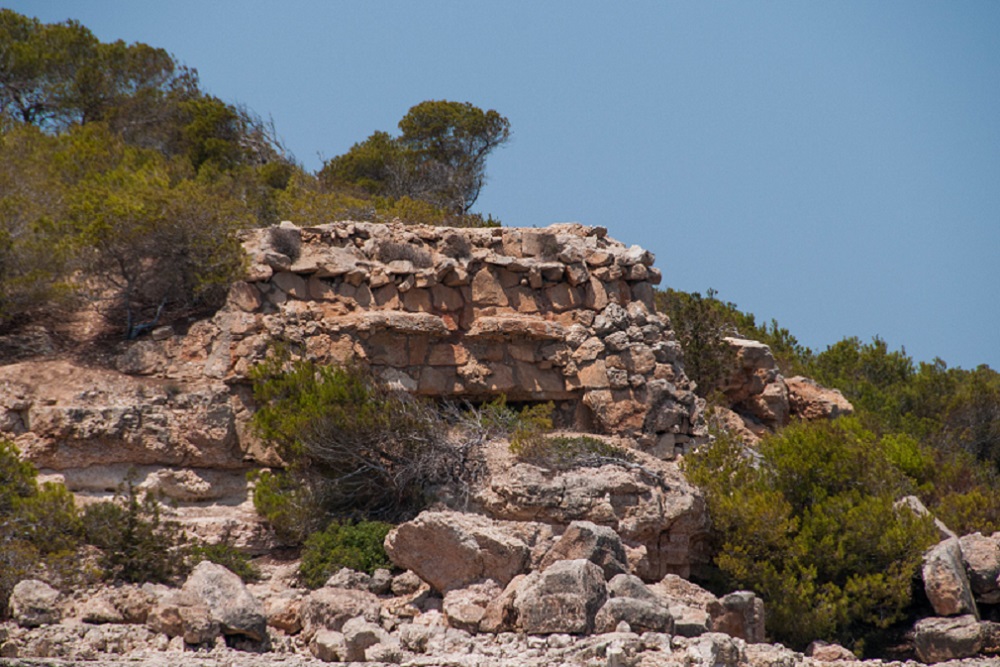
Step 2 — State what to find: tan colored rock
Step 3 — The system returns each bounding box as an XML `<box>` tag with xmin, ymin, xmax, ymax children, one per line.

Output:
<box><xmin>807</xmin><ymin>641</ymin><xmax>857</xmax><ymax>661</ymax></box>
<box><xmin>10</xmin><ymin>580</ymin><xmax>61</xmax><ymax>628</ymax></box>
<box><xmin>786</xmin><ymin>376</ymin><xmax>854</xmax><ymax>420</ymax></box>
<box><xmin>513</xmin><ymin>559</ymin><xmax>608</xmax><ymax>634</ymax></box>
<box><xmin>961</xmin><ymin>532</ymin><xmax>1000</xmax><ymax>604</ymax></box>
<box><xmin>442</xmin><ymin>580</ymin><xmax>503</xmax><ymax>633</ymax></box>
<box><xmin>300</xmin><ymin>587</ymin><xmax>381</xmax><ymax>640</ymax></box>
<box><xmin>476</xmin><ymin>456</ymin><xmax>709</xmax><ymax>581</ymax></box>
<box><xmin>227</xmin><ymin>281</ymin><xmax>262</xmax><ymax>312</ymax></box>
<box><xmin>471</xmin><ymin>267</ymin><xmax>509</xmax><ymax>306</ymax></box>
<box><xmin>712</xmin><ymin>591</ymin><xmax>766</xmax><ymax>643</ymax></box>
<box><xmin>913</xmin><ymin>615</ymin><xmax>983</xmax><ymax>664</ymax></box>
<box><xmin>924</xmin><ymin>537</ymin><xmax>979</xmax><ymax>618</ymax></box>
<box><xmin>539</xmin><ymin>521</ymin><xmax>629</xmax><ymax>580</ymax></box>
<box><xmin>182</xmin><ymin>561</ymin><xmax>267</xmax><ymax>641</ymax></box>
<box><xmin>384</xmin><ymin>510</ymin><xmax>534</xmax><ymax>592</ymax></box>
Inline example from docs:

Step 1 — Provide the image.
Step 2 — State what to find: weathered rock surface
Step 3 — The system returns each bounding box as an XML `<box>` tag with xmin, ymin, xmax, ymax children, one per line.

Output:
<box><xmin>181</xmin><ymin>562</ymin><xmax>267</xmax><ymax>641</ymax></box>
<box><xmin>960</xmin><ymin>532</ymin><xmax>1000</xmax><ymax>604</ymax></box>
<box><xmin>474</xmin><ymin>452</ymin><xmax>710</xmax><ymax>581</ymax></box>
<box><xmin>913</xmin><ymin>614</ymin><xmax>983</xmax><ymax>663</ymax></box>
<box><xmin>10</xmin><ymin>580</ymin><xmax>61</xmax><ymax>628</ymax></box>
<box><xmin>538</xmin><ymin>520</ymin><xmax>629</xmax><ymax>580</ymax></box>
<box><xmin>512</xmin><ymin>559</ymin><xmax>608</xmax><ymax>634</ymax></box>
<box><xmin>923</xmin><ymin>537</ymin><xmax>978</xmax><ymax>618</ymax></box>
<box><xmin>384</xmin><ymin>510</ymin><xmax>540</xmax><ymax>592</ymax></box>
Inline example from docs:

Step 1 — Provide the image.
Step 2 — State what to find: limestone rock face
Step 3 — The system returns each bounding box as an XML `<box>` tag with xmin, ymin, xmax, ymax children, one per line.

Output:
<box><xmin>785</xmin><ymin>376</ymin><xmax>853</xmax><ymax>421</ymax></box>
<box><xmin>923</xmin><ymin>537</ymin><xmax>979</xmax><ymax>618</ymax></box>
<box><xmin>718</xmin><ymin>339</ymin><xmax>852</xmax><ymax>443</ymax></box>
<box><xmin>512</xmin><ymin>559</ymin><xmax>608</xmax><ymax>634</ymax></box>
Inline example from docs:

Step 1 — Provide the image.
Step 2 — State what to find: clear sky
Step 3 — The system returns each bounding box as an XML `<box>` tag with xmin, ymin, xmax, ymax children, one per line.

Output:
<box><xmin>7</xmin><ymin>1</ymin><xmax>999</xmax><ymax>370</ymax></box>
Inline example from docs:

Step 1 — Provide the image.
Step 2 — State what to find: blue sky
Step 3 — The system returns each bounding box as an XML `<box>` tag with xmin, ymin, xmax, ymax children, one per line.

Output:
<box><xmin>7</xmin><ymin>1</ymin><xmax>999</xmax><ymax>370</ymax></box>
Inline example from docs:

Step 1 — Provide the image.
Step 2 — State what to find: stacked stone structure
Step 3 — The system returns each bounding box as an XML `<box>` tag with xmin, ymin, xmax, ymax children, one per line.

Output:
<box><xmin>225</xmin><ymin>220</ymin><xmax>706</xmax><ymax>455</ymax></box>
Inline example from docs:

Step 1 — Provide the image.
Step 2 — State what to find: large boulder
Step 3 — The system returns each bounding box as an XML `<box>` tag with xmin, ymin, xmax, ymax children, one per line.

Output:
<box><xmin>512</xmin><ymin>559</ymin><xmax>608</xmax><ymax>634</ymax></box>
<box><xmin>785</xmin><ymin>376</ymin><xmax>853</xmax><ymax>420</ymax></box>
<box><xmin>960</xmin><ymin>532</ymin><xmax>1000</xmax><ymax>604</ymax></box>
<box><xmin>182</xmin><ymin>561</ymin><xmax>267</xmax><ymax>641</ymax></box>
<box><xmin>10</xmin><ymin>579</ymin><xmax>61</xmax><ymax>628</ymax></box>
<box><xmin>913</xmin><ymin>615</ymin><xmax>983</xmax><ymax>664</ymax></box>
<box><xmin>923</xmin><ymin>537</ymin><xmax>978</xmax><ymax>618</ymax></box>
<box><xmin>712</xmin><ymin>591</ymin><xmax>766</xmax><ymax>643</ymax></box>
<box><xmin>384</xmin><ymin>510</ymin><xmax>537</xmax><ymax>592</ymax></box>
<box><xmin>300</xmin><ymin>587</ymin><xmax>381</xmax><ymax>640</ymax></box>
<box><xmin>649</xmin><ymin>574</ymin><xmax>722</xmax><ymax>637</ymax></box>
<box><xmin>594</xmin><ymin>574</ymin><xmax>673</xmax><ymax>634</ymax></box>
<box><xmin>538</xmin><ymin>521</ymin><xmax>629</xmax><ymax>580</ymax></box>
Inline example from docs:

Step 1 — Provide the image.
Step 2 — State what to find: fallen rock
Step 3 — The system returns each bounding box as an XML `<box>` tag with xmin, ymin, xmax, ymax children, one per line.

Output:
<box><xmin>913</xmin><ymin>615</ymin><xmax>983</xmax><ymax>664</ymax></box>
<box><xmin>923</xmin><ymin>537</ymin><xmax>978</xmax><ymax>618</ymax></box>
<box><xmin>712</xmin><ymin>591</ymin><xmax>766</xmax><ymax>643</ymax></box>
<box><xmin>593</xmin><ymin>596</ymin><xmax>673</xmax><ymax>634</ymax></box>
<box><xmin>443</xmin><ymin>580</ymin><xmax>503</xmax><ymax>633</ymax></box>
<box><xmin>786</xmin><ymin>376</ymin><xmax>853</xmax><ymax>420</ymax></box>
<box><xmin>960</xmin><ymin>532</ymin><xmax>1000</xmax><ymax>604</ymax></box>
<box><xmin>807</xmin><ymin>640</ymin><xmax>857</xmax><ymax>661</ymax></box>
<box><xmin>182</xmin><ymin>561</ymin><xmax>267</xmax><ymax>641</ymax></box>
<box><xmin>475</xmin><ymin>457</ymin><xmax>709</xmax><ymax>581</ymax></box>
<box><xmin>384</xmin><ymin>510</ymin><xmax>535</xmax><ymax>592</ymax></box>
<box><xmin>309</xmin><ymin>628</ymin><xmax>347</xmax><ymax>662</ymax></box>
<box><xmin>513</xmin><ymin>559</ymin><xmax>608</xmax><ymax>634</ymax></box>
<box><xmin>300</xmin><ymin>587</ymin><xmax>381</xmax><ymax>640</ymax></box>
<box><xmin>539</xmin><ymin>520</ymin><xmax>630</xmax><ymax>580</ymax></box>
<box><xmin>10</xmin><ymin>580</ymin><xmax>61</xmax><ymax>628</ymax></box>
<box><xmin>341</xmin><ymin>616</ymin><xmax>388</xmax><ymax>661</ymax></box>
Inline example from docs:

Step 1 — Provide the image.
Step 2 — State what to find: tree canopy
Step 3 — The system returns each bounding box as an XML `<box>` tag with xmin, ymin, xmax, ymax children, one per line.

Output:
<box><xmin>321</xmin><ymin>100</ymin><xmax>510</xmax><ymax>214</ymax></box>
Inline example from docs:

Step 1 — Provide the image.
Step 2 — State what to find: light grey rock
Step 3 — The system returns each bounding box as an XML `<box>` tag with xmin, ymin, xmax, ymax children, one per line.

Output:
<box><xmin>10</xmin><ymin>580</ymin><xmax>61</xmax><ymax>628</ymax></box>
<box><xmin>182</xmin><ymin>561</ymin><xmax>267</xmax><ymax>641</ymax></box>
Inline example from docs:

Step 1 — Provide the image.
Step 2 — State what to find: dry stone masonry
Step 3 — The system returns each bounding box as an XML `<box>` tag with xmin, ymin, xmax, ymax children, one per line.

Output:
<box><xmin>228</xmin><ymin>221</ymin><xmax>706</xmax><ymax>453</ymax></box>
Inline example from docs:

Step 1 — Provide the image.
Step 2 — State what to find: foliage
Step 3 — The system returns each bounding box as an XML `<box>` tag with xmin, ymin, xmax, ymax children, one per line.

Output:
<box><xmin>299</xmin><ymin>520</ymin><xmax>393</xmax><ymax>589</ymax></box>
<box><xmin>248</xmin><ymin>468</ymin><xmax>320</xmax><ymax>546</ymax></box>
<box><xmin>0</xmin><ymin>440</ymin><xmax>84</xmax><ymax>617</ymax></box>
<box><xmin>250</xmin><ymin>352</ymin><xmax>467</xmax><ymax>530</ymax></box>
<box><xmin>685</xmin><ymin>419</ymin><xmax>938</xmax><ymax>653</ymax></box>
<box><xmin>321</xmin><ymin>100</ymin><xmax>510</xmax><ymax>215</ymax></box>
<box><xmin>654</xmin><ymin>289</ymin><xmax>739</xmax><ymax>398</ymax></box>
<box><xmin>654</xmin><ymin>288</ymin><xmax>811</xmax><ymax>395</ymax></box>
<box><xmin>188</xmin><ymin>540</ymin><xmax>261</xmax><ymax>583</ymax></box>
<box><xmin>81</xmin><ymin>479</ymin><xmax>189</xmax><ymax>584</ymax></box>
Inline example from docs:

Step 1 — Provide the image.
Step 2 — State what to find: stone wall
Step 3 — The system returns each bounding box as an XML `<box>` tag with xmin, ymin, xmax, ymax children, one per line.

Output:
<box><xmin>215</xmin><ymin>220</ymin><xmax>706</xmax><ymax>454</ymax></box>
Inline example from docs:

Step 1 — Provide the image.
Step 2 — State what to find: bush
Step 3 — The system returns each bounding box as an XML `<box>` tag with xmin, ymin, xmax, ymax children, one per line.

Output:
<box><xmin>81</xmin><ymin>480</ymin><xmax>189</xmax><ymax>584</ymax></box>
<box><xmin>188</xmin><ymin>541</ymin><xmax>261</xmax><ymax>583</ymax></box>
<box><xmin>0</xmin><ymin>440</ymin><xmax>84</xmax><ymax>617</ymax></box>
<box><xmin>299</xmin><ymin>520</ymin><xmax>393</xmax><ymax>589</ymax></box>
<box><xmin>250</xmin><ymin>352</ymin><xmax>471</xmax><ymax>531</ymax></box>
<box><xmin>685</xmin><ymin>419</ymin><xmax>938</xmax><ymax>654</ymax></box>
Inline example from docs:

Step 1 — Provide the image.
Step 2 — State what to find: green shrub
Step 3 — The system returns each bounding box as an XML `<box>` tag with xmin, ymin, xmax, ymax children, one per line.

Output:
<box><xmin>299</xmin><ymin>520</ymin><xmax>393</xmax><ymax>589</ymax></box>
<box><xmin>81</xmin><ymin>480</ymin><xmax>189</xmax><ymax>584</ymax></box>
<box><xmin>188</xmin><ymin>541</ymin><xmax>261</xmax><ymax>583</ymax></box>
<box><xmin>0</xmin><ymin>440</ymin><xmax>85</xmax><ymax>616</ymax></box>
<box><xmin>250</xmin><ymin>352</ymin><xmax>464</xmax><ymax>529</ymax></box>
<box><xmin>248</xmin><ymin>468</ymin><xmax>321</xmax><ymax>546</ymax></box>
<box><xmin>685</xmin><ymin>419</ymin><xmax>938</xmax><ymax>654</ymax></box>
